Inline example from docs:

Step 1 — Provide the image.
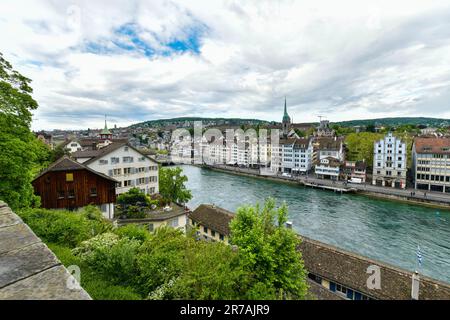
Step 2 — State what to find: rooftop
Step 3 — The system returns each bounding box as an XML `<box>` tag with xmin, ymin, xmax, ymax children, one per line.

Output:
<box><xmin>189</xmin><ymin>204</ymin><xmax>235</xmax><ymax>236</ymax></box>
<box><xmin>414</xmin><ymin>137</ymin><xmax>450</xmax><ymax>154</ymax></box>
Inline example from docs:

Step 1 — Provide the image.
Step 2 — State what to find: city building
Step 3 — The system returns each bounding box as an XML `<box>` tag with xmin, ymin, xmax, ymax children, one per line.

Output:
<box><xmin>312</xmin><ymin>136</ymin><xmax>345</xmax><ymax>164</ymax></box>
<box><xmin>372</xmin><ymin>132</ymin><xmax>407</xmax><ymax>189</ymax></box>
<box><xmin>342</xmin><ymin>161</ymin><xmax>367</xmax><ymax>183</ymax></box>
<box><xmin>72</xmin><ymin>142</ymin><xmax>159</xmax><ymax>195</ymax></box>
<box><xmin>187</xmin><ymin>204</ymin><xmax>234</xmax><ymax>244</ymax></box>
<box><xmin>412</xmin><ymin>137</ymin><xmax>450</xmax><ymax>193</ymax></box>
<box><xmin>315</xmin><ymin>120</ymin><xmax>336</xmax><ymax>137</ymax></box>
<box><xmin>315</xmin><ymin>157</ymin><xmax>341</xmax><ymax>180</ymax></box>
<box><xmin>273</xmin><ymin>137</ymin><xmax>314</xmax><ymax>174</ymax></box>
<box><xmin>32</xmin><ymin>156</ymin><xmax>117</xmax><ymax>219</ymax></box>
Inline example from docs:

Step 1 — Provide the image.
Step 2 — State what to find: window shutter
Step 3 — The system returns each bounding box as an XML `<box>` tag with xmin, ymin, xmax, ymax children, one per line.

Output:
<box><xmin>145</xmin><ymin>177</ymin><xmax>149</xmax><ymax>184</ymax></box>
<box><xmin>108</xmin><ymin>170</ymin><xmax>113</xmax><ymax>176</ymax></box>
<box><xmin>145</xmin><ymin>167</ymin><xmax>149</xmax><ymax>173</ymax></box>
<box><xmin>136</xmin><ymin>179</ymin><xmax>140</xmax><ymax>185</ymax></box>
<box><xmin>130</xmin><ymin>180</ymin><xmax>135</xmax><ymax>186</ymax></box>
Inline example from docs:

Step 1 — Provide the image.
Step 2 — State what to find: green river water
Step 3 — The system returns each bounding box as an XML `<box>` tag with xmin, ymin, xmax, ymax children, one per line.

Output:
<box><xmin>181</xmin><ymin>165</ymin><xmax>450</xmax><ymax>283</ymax></box>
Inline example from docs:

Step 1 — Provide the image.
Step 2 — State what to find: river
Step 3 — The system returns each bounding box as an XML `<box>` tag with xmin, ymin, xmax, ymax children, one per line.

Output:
<box><xmin>180</xmin><ymin>165</ymin><xmax>450</xmax><ymax>284</ymax></box>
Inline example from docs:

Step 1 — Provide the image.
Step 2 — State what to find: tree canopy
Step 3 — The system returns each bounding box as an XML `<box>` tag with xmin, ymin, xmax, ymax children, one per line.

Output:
<box><xmin>230</xmin><ymin>198</ymin><xmax>309</xmax><ymax>299</ymax></box>
<box><xmin>0</xmin><ymin>52</ymin><xmax>50</xmax><ymax>209</ymax></box>
<box><xmin>158</xmin><ymin>167</ymin><xmax>192</xmax><ymax>205</ymax></box>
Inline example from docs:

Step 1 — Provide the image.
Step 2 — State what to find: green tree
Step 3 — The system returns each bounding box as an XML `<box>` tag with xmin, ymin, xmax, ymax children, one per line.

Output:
<box><xmin>50</xmin><ymin>143</ymin><xmax>70</xmax><ymax>162</ymax></box>
<box><xmin>230</xmin><ymin>198</ymin><xmax>309</xmax><ymax>299</ymax></box>
<box><xmin>0</xmin><ymin>52</ymin><xmax>42</xmax><ymax>209</ymax></box>
<box><xmin>158</xmin><ymin>167</ymin><xmax>192</xmax><ymax>205</ymax></box>
<box><xmin>345</xmin><ymin>132</ymin><xmax>383</xmax><ymax>169</ymax></box>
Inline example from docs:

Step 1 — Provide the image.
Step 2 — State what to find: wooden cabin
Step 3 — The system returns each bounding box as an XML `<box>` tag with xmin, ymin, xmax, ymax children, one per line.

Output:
<box><xmin>32</xmin><ymin>156</ymin><xmax>118</xmax><ymax>219</ymax></box>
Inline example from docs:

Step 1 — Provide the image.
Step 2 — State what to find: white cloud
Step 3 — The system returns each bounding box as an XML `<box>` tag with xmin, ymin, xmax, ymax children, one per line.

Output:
<box><xmin>1</xmin><ymin>0</ymin><xmax>450</xmax><ymax>130</ymax></box>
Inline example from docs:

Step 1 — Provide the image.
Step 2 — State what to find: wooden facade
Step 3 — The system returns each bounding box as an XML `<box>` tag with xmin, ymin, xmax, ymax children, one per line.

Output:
<box><xmin>32</xmin><ymin>161</ymin><xmax>117</xmax><ymax>210</ymax></box>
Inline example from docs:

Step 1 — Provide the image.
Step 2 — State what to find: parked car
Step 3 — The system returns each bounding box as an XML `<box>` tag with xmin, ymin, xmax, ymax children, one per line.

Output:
<box><xmin>282</xmin><ymin>172</ymin><xmax>292</xmax><ymax>178</ymax></box>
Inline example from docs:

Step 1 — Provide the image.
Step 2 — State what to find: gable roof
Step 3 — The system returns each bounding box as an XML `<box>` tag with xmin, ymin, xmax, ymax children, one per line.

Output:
<box><xmin>314</xmin><ymin>136</ymin><xmax>344</xmax><ymax>151</ymax></box>
<box><xmin>80</xmin><ymin>142</ymin><xmax>158</xmax><ymax>166</ymax></box>
<box><xmin>32</xmin><ymin>156</ymin><xmax>118</xmax><ymax>183</ymax></box>
<box><xmin>189</xmin><ymin>204</ymin><xmax>235</xmax><ymax>236</ymax></box>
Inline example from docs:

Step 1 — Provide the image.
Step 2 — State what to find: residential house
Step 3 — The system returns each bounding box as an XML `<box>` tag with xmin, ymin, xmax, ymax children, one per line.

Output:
<box><xmin>412</xmin><ymin>137</ymin><xmax>450</xmax><ymax>193</ymax></box>
<box><xmin>372</xmin><ymin>132</ymin><xmax>407</xmax><ymax>189</ymax></box>
<box><xmin>312</xmin><ymin>136</ymin><xmax>345</xmax><ymax>164</ymax></box>
<box><xmin>72</xmin><ymin>142</ymin><xmax>159</xmax><ymax>195</ymax></box>
<box><xmin>116</xmin><ymin>203</ymin><xmax>190</xmax><ymax>232</ymax></box>
<box><xmin>32</xmin><ymin>156</ymin><xmax>117</xmax><ymax>219</ymax></box>
<box><xmin>273</xmin><ymin>137</ymin><xmax>314</xmax><ymax>174</ymax></box>
<box><xmin>342</xmin><ymin>161</ymin><xmax>367</xmax><ymax>183</ymax></box>
<box><xmin>187</xmin><ymin>204</ymin><xmax>234</xmax><ymax>244</ymax></box>
<box><xmin>315</xmin><ymin>157</ymin><xmax>341</xmax><ymax>180</ymax></box>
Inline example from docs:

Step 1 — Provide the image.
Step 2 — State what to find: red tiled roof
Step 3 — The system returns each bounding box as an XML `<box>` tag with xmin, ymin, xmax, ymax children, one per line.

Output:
<box><xmin>414</xmin><ymin>137</ymin><xmax>450</xmax><ymax>154</ymax></box>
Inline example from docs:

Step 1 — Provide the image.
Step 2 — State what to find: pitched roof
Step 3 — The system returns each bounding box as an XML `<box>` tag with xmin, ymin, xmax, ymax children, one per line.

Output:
<box><xmin>414</xmin><ymin>137</ymin><xmax>450</xmax><ymax>154</ymax></box>
<box><xmin>32</xmin><ymin>156</ymin><xmax>118</xmax><ymax>182</ymax></box>
<box><xmin>314</xmin><ymin>136</ymin><xmax>344</xmax><ymax>150</ymax></box>
<box><xmin>189</xmin><ymin>204</ymin><xmax>235</xmax><ymax>236</ymax></box>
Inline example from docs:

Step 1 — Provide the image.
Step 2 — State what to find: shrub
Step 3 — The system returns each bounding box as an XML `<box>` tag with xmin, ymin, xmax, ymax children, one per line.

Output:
<box><xmin>73</xmin><ymin>232</ymin><xmax>141</xmax><ymax>286</ymax></box>
<box><xmin>18</xmin><ymin>207</ymin><xmax>111</xmax><ymax>247</ymax></box>
<box><xmin>115</xmin><ymin>224</ymin><xmax>150</xmax><ymax>243</ymax></box>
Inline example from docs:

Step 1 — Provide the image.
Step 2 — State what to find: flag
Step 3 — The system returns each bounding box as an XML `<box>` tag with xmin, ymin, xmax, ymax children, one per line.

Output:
<box><xmin>416</xmin><ymin>245</ymin><xmax>422</xmax><ymax>267</ymax></box>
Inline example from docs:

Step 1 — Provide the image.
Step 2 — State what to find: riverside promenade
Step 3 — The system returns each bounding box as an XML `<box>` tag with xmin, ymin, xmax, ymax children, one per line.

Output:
<box><xmin>203</xmin><ymin>164</ymin><xmax>450</xmax><ymax>209</ymax></box>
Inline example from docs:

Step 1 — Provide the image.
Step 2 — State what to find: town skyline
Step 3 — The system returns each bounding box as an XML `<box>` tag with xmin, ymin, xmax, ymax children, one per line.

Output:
<box><xmin>2</xmin><ymin>1</ymin><xmax>450</xmax><ymax>130</ymax></box>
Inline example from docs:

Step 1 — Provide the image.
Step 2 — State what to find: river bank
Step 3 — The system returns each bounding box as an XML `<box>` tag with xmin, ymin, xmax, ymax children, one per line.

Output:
<box><xmin>197</xmin><ymin>164</ymin><xmax>450</xmax><ymax>211</ymax></box>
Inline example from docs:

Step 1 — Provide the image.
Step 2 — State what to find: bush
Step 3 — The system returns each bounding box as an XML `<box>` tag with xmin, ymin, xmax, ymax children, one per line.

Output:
<box><xmin>115</xmin><ymin>224</ymin><xmax>150</xmax><ymax>243</ymax></box>
<box><xmin>73</xmin><ymin>233</ymin><xmax>141</xmax><ymax>286</ymax></box>
<box><xmin>18</xmin><ymin>207</ymin><xmax>111</xmax><ymax>247</ymax></box>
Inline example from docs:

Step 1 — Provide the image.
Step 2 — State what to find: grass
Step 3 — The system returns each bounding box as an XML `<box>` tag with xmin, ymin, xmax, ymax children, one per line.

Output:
<box><xmin>48</xmin><ymin>243</ymin><xmax>142</xmax><ymax>300</ymax></box>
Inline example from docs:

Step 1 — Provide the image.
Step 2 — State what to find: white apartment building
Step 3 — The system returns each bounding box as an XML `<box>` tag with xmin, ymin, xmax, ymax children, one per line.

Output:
<box><xmin>73</xmin><ymin>142</ymin><xmax>159</xmax><ymax>195</ymax></box>
<box><xmin>272</xmin><ymin>137</ymin><xmax>314</xmax><ymax>174</ymax></box>
<box><xmin>372</xmin><ymin>132</ymin><xmax>407</xmax><ymax>189</ymax></box>
<box><xmin>412</xmin><ymin>137</ymin><xmax>450</xmax><ymax>193</ymax></box>
<box><xmin>313</xmin><ymin>137</ymin><xmax>345</xmax><ymax>163</ymax></box>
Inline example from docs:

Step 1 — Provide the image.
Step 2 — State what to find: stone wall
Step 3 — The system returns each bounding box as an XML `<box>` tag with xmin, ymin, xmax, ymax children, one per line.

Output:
<box><xmin>0</xmin><ymin>201</ymin><xmax>91</xmax><ymax>300</ymax></box>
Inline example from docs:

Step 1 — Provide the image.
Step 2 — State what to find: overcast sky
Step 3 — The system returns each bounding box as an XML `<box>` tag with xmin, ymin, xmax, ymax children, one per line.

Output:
<box><xmin>2</xmin><ymin>0</ymin><xmax>450</xmax><ymax>130</ymax></box>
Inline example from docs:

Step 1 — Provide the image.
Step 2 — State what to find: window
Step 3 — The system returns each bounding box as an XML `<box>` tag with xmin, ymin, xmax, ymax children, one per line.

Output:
<box><xmin>111</xmin><ymin>157</ymin><xmax>120</xmax><ymax>164</ymax></box>
<box><xmin>170</xmin><ymin>217</ymin><xmax>179</xmax><ymax>228</ymax></box>
<box><xmin>57</xmin><ymin>190</ymin><xmax>65</xmax><ymax>199</ymax></box>
<box><xmin>219</xmin><ymin>234</ymin><xmax>224</xmax><ymax>241</ymax></box>
<box><xmin>124</xmin><ymin>168</ymin><xmax>132</xmax><ymax>175</ymax></box>
<box><xmin>90</xmin><ymin>187</ymin><xmax>97</xmax><ymax>197</ymax></box>
<box><xmin>99</xmin><ymin>159</ymin><xmax>108</xmax><ymax>165</ymax></box>
<box><xmin>203</xmin><ymin>226</ymin><xmax>208</xmax><ymax>233</ymax></box>
<box><xmin>68</xmin><ymin>190</ymin><xmax>75</xmax><ymax>199</ymax></box>
<box><xmin>211</xmin><ymin>230</ymin><xmax>216</xmax><ymax>237</ymax></box>
<box><xmin>148</xmin><ymin>224</ymin><xmax>154</xmax><ymax>232</ymax></box>
<box><xmin>113</xmin><ymin>168</ymin><xmax>122</xmax><ymax>176</ymax></box>
<box><xmin>123</xmin><ymin>156</ymin><xmax>134</xmax><ymax>163</ymax></box>
<box><xmin>138</xmin><ymin>167</ymin><xmax>146</xmax><ymax>173</ymax></box>
<box><xmin>124</xmin><ymin>180</ymin><xmax>133</xmax><ymax>187</ymax></box>
<box><xmin>149</xmin><ymin>187</ymin><xmax>155</xmax><ymax>194</ymax></box>
<box><xmin>66</xmin><ymin>173</ymin><xmax>74</xmax><ymax>182</ymax></box>
<box><xmin>137</xmin><ymin>177</ymin><xmax>145</xmax><ymax>185</ymax></box>
<box><xmin>138</xmin><ymin>156</ymin><xmax>146</xmax><ymax>162</ymax></box>
<box><xmin>124</xmin><ymin>146</ymin><xmax>129</xmax><ymax>151</ymax></box>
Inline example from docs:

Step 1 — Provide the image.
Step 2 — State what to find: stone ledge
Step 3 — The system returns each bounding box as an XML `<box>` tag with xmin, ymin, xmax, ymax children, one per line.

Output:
<box><xmin>0</xmin><ymin>201</ymin><xmax>91</xmax><ymax>300</ymax></box>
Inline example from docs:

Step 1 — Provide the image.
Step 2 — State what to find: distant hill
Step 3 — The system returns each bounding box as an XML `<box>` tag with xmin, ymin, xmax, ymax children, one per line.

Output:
<box><xmin>130</xmin><ymin>117</ymin><xmax>273</xmax><ymax>129</ymax></box>
<box><xmin>335</xmin><ymin>117</ymin><xmax>450</xmax><ymax>128</ymax></box>
<box><xmin>130</xmin><ymin>116</ymin><xmax>450</xmax><ymax>130</ymax></box>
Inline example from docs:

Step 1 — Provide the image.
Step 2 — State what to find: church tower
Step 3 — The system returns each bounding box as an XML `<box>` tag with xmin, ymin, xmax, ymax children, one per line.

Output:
<box><xmin>282</xmin><ymin>97</ymin><xmax>291</xmax><ymax>137</ymax></box>
<box><xmin>100</xmin><ymin>115</ymin><xmax>113</xmax><ymax>141</ymax></box>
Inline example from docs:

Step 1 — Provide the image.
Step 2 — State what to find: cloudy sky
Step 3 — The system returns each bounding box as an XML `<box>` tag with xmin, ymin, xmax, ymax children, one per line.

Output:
<box><xmin>2</xmin><ymin>0</ymin><xmax>450</xmax><ymax>130</ymax></box>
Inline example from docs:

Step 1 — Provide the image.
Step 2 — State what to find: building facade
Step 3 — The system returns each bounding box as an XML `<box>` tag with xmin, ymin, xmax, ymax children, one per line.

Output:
<box><xmin>315</xmin><ymin>157</ymin><xmax>341</xmax><ymax>180</ymax></box>
<box><xmin>32</xmin><ymin>156</ymin><xmax>117</xmax><ymax>219</ymax></box>
<box><xmin>372</xmin><ymin>132</ymin><xmax>407</xmax><ymax>189</ymax></box>
<box><xmin>412</xmin><ymin>137</ymin><xmax>450</xmax><ymax>193</ymax></box>
<box><xmin>73</xmin><ymin>142</ymin><xmax>159</xmax><ymax>195</ymax></box>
